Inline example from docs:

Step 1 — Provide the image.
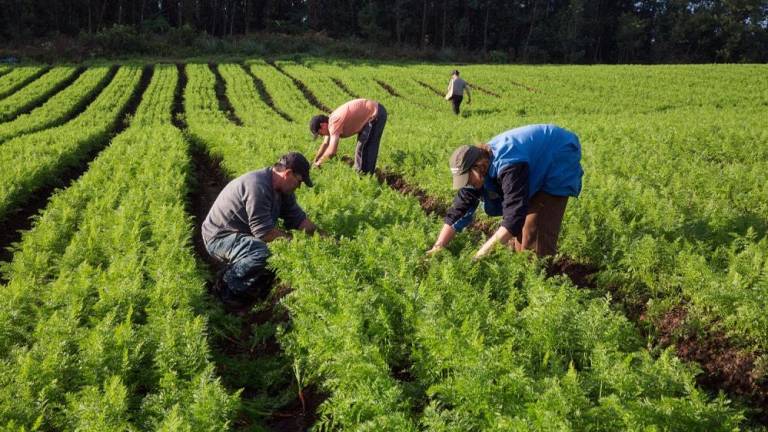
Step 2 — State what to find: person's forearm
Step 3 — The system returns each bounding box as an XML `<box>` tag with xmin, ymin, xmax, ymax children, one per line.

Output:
<box><xmin>433</xmin><ymin>224</ymin><xmax>456</xmax><ymax>248</ymax></box>
<box><xmin>262</xmin><ymin>227</ymin><xmax>290</xmax><ymax>242</ymax></box>
<box><xmin>313</xmin><ymin>140</ymin><xmax>329</xmax><ymax>163</ymax></box>
<box><xmin>475</xmin><ymin>226</ymin><xmax>512</xmax><ymax>258</ymax></box>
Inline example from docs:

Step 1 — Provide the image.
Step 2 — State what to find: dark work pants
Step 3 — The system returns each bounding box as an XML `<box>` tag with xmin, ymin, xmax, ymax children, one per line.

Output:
<box><xmin>354</xmin><ymin>103</ymin><xmax>387</xmax><ymax>174</ymax></box>
<box><xmin>450</xmin><ymin>95</ymin><xmax>463</xmax><ymax>115</ymax></box>
<box><xmin>484</xmin><ymin>191</ymin><xmax>569</xmax><ymax>257</ymax></box>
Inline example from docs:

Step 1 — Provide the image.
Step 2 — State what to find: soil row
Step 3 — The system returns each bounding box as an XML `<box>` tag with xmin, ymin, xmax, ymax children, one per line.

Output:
<box><xmin>240</xmin><ymin>63</ymin><xmax>294</xmax><ymax>122</ymax></box>
<box><xmin>208</xmin><ymin>63</ymin><xmax>244</xmax><ymax>126</ymax></box>
<box><xmin>269</xmin><ymin>62</ymin><xmax>332</xmax><ymax>113</ymax></box>
<box><xmin>180</xmin><ymin>64</ymin><xmax>323</xmax><ymax>432</ymax></box>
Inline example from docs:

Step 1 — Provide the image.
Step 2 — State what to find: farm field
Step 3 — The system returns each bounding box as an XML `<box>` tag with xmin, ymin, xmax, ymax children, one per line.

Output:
<box><xmin>0</xmin><ymin>61</ymin><xmax>766</xmax><ymax>430</ymax></box>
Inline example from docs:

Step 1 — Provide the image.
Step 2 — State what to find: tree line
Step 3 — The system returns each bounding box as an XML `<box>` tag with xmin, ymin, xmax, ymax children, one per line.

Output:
<box><xmin>1</xmin><ymin>0</ymin><xmax>766</xmax><ymax>63</ymax></box>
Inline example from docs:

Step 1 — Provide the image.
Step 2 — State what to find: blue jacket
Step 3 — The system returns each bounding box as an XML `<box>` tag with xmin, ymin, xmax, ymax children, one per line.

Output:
<box><xmin>445</xmin><ymin>124</ymin><xmax>583</xmax><ymax>233</ymax></box>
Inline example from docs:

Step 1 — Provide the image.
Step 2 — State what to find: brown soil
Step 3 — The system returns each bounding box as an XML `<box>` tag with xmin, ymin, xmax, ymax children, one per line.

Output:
<box><xmin>209</xmin><ymin>63</ymin><xmax>244</xmax><ymax>126</ymax></box>
<box><xmin>269</xmin><ymin>62</ymin><xmax>332</xmax><ymax>113</ymax></box>
<box><xmin>656</xmin><ymin>308</ymin><xmax>768</xmax><ymax>423</ymax></box>
<box><xmin>469</xmin><ymin>83</ymin><xmax>502</xmax><ymax>98</ymax></box>
<box><xmin>330</xmin><ymin>77</ymin><xmax>357</xmax><ymax>98</ymax></box>
<box><xmin>509</xmin><ymin>81</ymin><xmax>540</xmax><ymax>93</ymax></box>
<box><xmin>375</xmin><ymin>79</ymin><xmax>401</xmax><ymax>98</ymax></box>
<box><xmin>241</xmin><ymin>63</ymin><xmax>294</xmax><ymax>122</ymax></box>
<box><xmin>546</xmin><ymin>256</ymin><xmax>599</xmax><ymax>289</ymax></box>
<box><xmin>414</xmin><ymin>79</ymin><xmax>443</xmax><ymax>96</ymax></box>
<box><xmin>267</xmin><ymin>385</ymin><xmax>327</xmax><ymax>432</ymax></box>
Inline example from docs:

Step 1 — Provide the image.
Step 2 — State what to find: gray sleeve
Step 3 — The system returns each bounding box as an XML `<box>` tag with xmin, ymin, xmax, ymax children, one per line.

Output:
<box><xmin>244</xmin><ymin>182</ymin><xmax>276</xmax><ymax>238</ymax></box>
<box><xmin>280</xmin><ymin>193</ymin><xmax>307</xmax><ymax>229</ymax></box>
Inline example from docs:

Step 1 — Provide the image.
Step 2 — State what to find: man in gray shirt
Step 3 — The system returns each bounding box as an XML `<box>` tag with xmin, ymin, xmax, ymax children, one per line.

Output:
<box><xmin>445</xmin><ymin>69</ymin><xmax>472</xmax><ymax>115</ymax></box>
<box><xmin>202</xmin><ymin>152</ymin><xmax>317</xmax><ymax>306</ymax></box>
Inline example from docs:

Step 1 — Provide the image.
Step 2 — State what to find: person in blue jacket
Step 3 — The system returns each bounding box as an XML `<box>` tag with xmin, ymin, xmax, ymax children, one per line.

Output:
<box><xmin>427</xmin><ymin>124</ymin><xmax>583</xmax><ymax>259</ymax></box>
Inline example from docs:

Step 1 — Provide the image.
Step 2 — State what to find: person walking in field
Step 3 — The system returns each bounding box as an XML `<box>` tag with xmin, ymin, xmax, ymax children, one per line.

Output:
<box><xmin>309</xmin><ymin>98</ymin><xmax>388</xmax><ymax>174</ymax></box>
<box><xmin>427</xmin><ymin>124</ymin><xmax>583</xmax><ymax>259</ymax></box>
<box><xmin>445</xmin><ymin>70</ymin><xmax>472</xmax><ymax>115</ymax></box>
<box><xmin>202</xmin><ymin>152</ymin><xmax>318</xmax><ymax>308</ymax></box>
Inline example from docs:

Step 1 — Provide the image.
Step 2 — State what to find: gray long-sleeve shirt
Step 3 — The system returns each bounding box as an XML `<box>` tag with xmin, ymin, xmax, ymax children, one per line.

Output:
<box><xmin>202</xmin><ymin>168</ymin><xmax>307</xmax><ymax>245</ymax></box>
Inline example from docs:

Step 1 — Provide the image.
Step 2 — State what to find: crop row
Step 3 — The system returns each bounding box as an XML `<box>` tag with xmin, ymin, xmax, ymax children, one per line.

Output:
<box><xmin>0</xmin><ymin>66</ymin><xmax>80</xmax><ymax>122</ymax></box>
<box><xmin>0</xmin><ymin>66</ymin><xmax>141</xmax><ymax>223</ymax></box>
<box><xmin>184</xmin><ymin>63</ymin><xmax>746</xmax><ymax>429</ymax></box>
<box><xmin>0</xmin><ymin>66</ymin><xmax>114</xmax><ymax>144</ymax></box>
<box><xmin>0</xmin><ymin>66</ymin><xmax>46</xmax><ymax>100</ymax></box>
<box><xmin>0</xmin><ymin>65</ymin><xmax>234</xmax><ymax>430</ymax></box>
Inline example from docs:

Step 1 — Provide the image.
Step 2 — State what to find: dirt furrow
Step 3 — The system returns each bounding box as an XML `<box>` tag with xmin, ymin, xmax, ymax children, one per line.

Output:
<box><xmin>180</xmin><ymin>64</ymin><xmax>324</xmax><ymax>432</ymax></box>
<box><xmin>330</xmin><ymin>77</ymin><xmax>357</xmax><ymax>98</ymax></box>
<box><xmin>241</xmin><ymin>64</ymin><xmax>294</xmax><ymax>122</ymax></box>
<box><xmin>414</xmin><ymin>79</ymin><xmax>443</xmax><ymax>96</ymax></box>
<box><xmin>209</xmin><ymin>63</ymin><xmax>244</xmax><ymax>126</ymax></box>
<box><xmin>269</xmin><ymin>62</ymin><xmax>331</xmax><ymax>113</ymax></box>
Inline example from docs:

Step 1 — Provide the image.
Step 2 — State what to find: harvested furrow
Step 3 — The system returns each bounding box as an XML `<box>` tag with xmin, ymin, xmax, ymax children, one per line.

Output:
<box><xmin>0</xmin><ymin>66</ymin><xmax>50</xmax><ymax>99</ymax></box>
<box><xmin>330</xmin><ymin>77</ymin><xmax>357</xmax><ymax>98</ymax></box>
<box><xmin>414</xmin><ymin>79</ymin><xmax>442</xmax><ymax>96</ymax></box>
<box><xmin>181</xmin><ymin>63</ymin><xmax>324</xmax><ymax>432</ymax></box>
<box><xmin>241</xmin><ymin>63</ymin><xmax>294</xmax><ymax>122</ymax></box>
<box><xmin>209</xmin><ymin>63</ymin><xmax>244</xmax><ymax>126</ymax></box>
<box><xmin>0</xmin><ymin>66</ymin><xmax>152</xmax><ymax>270</ymax></box>
<box><xmin>339</xmin><ymin>155</ymin><xmax>767</xmax><ymax>425</ymax></box>
<box><xmin>269</xmin><ymin>62</ymin><xmax>331</xmax><ymax>113</ymax></box>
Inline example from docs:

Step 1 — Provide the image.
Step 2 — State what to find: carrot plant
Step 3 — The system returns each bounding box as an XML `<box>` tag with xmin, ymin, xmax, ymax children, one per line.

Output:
<box><xmin>0</xmin><ymin>66</ymin><xmax>113</xmax><ymax>144</ymax></box>
<box><xmin>0</xmin><ymin>65</ymin><xmax>235</xmax><ymax>430</ymax></box>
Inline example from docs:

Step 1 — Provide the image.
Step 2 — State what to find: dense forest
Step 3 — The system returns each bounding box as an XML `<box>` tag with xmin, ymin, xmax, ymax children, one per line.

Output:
<box><xmin>1</xmin><ymin>0</ymin><xmax>766</xmax><ymax>63</ymax></box>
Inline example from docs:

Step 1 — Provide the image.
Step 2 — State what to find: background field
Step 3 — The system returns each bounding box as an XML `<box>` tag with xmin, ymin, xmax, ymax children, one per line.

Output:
<box><xmin>0</xmin><ymin>61</ymin><xmax>766</xmax><ymax>431</ymax></box>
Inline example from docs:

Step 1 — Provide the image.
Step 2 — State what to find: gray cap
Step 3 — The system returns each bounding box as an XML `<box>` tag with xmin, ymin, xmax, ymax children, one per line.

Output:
<box><xmin>449</xmin><ymin>145</ymin><xmax>483</xmax><ymax>189</ymax></box>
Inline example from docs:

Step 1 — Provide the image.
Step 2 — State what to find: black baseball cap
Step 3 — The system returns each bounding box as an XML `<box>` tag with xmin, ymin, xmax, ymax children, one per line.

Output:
<box><xmin>309</xmin><ymin>115</ymin><xmax>328</xmax><ymax>139</ymax></box>
<box><xmin>278</xmin><ymin>152</ymin><xmax>313</xmax><ymax>187</ymax></box>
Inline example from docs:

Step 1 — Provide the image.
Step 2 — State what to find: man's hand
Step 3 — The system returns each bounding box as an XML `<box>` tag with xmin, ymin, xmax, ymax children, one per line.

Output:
<box><xmin>263</xmin><ymin>227</ymin><xmax>291</xmax><ymax>243</ymax></box>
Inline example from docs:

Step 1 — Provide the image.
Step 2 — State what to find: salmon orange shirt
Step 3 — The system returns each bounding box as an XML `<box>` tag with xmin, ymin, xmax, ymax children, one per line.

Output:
<box><xmin>328</xmin><ymin>99</ymin><xmax>379</xmax><ymax>138</ymax></box>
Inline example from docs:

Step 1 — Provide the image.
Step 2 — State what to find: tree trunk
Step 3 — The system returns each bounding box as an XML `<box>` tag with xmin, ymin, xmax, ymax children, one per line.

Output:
<box><xmin>395</xmin><ymin>0</ymin><xmax>403</xmax><ymax>45</ymax></box>
<box><xmin>442</xmin><ymin>0</ymin><xmax>447</xmax><ymax>49</ymax></box>
<box><xmin>421</xmin><ymin>0</ymin><xmax>428</xmax><ymax>47</ymax></box>
<box><xmin>483</xmin><ymin>1</ymin><xmax>490</xmax><ymax>53</ymax></box>
<box><xmin>523</xmin><ymin>0</ymin><xmax>539</xmax><ymax>60</ymax></box>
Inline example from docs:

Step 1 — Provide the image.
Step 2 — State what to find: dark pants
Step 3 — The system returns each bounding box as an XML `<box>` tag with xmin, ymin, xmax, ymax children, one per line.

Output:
<box><xmin>205</xmin><ymin>232</ymin><xmax>271</xmax><ymax>301</ymax></box>
<box><xmin>484</xmin><ymin>191</ymin><xmax>569</xmax><ymax>257</ymax></box>
<box><xmin>450</xmin><ymin>95</ymin><xmax>463</xmax><ymax>115</ymax></box>
<box><xmin>354</xmin><ymin>103</ymin><xmax>387</xmax><ymax>174</ymax></box>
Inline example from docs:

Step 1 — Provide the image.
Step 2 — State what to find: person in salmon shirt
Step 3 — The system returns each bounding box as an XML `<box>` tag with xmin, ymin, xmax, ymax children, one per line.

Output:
<box><xmin>309</xmin><ymin>98</ymin><xmax>388</xmax><ymax>174</ymax></box>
